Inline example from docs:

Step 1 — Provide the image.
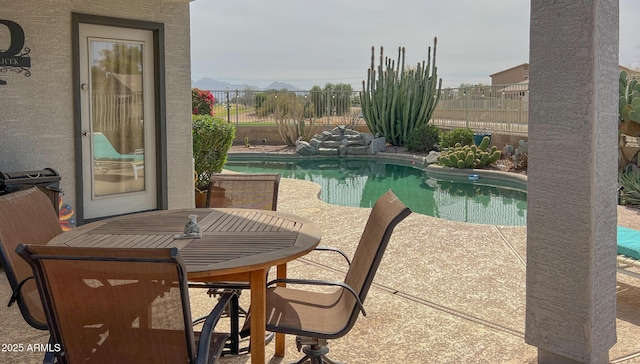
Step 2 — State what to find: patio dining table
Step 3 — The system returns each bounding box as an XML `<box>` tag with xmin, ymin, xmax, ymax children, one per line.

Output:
<box><xmin>47</xmin><ymin>207</ymin><xmax>322</xmax><ymax>364</ymax></box>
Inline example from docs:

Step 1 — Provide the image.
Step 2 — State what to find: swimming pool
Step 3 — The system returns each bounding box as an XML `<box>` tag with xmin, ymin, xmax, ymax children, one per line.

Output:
<box><xmin>225</xmin><ymin>155</ymin><xmax>527</xmax><ymax>226</ymax></box>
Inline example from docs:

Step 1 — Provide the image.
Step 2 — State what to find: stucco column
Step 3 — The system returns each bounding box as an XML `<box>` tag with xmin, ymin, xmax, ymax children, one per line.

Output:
<box><xmin>526</xmin><ymin>1</ymin><xmax>618</xmax><ymax>364</ymax></box>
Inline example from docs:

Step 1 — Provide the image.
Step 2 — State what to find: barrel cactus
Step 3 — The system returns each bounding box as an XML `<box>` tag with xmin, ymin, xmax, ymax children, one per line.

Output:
<box><xmin>437</xmin><ymin>136</ymin><xmax>501</xmax><ymax>169</ymax></box>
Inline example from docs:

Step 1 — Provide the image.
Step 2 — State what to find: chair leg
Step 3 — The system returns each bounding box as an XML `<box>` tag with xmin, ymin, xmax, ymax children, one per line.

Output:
<box><xmin>291</xmin><ymin>337</ymin><xmax>342</xmax><ymax>364</ymax></box>
<box><xmin>227</xmin><ymin>293</ymin><xmax>240</xmax><ymax>355</ymax></box>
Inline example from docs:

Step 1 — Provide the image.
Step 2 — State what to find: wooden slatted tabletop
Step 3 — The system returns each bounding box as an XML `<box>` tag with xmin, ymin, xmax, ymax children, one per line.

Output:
<box><xmin>48</xmin><ymin>208</ymin><xmax>322</xmax><ymax>364</ymax></box>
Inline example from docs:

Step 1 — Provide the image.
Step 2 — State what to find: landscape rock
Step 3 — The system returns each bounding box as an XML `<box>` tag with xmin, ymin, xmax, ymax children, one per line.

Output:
<box><xmin>369</xmin><ymin>137</ymin><xmax>387</xmax><ymax>154</ymax></box>
<box><xmin>425</xmin><ymin>151</ymin><xmax>440</xmax><ymax>165</ymax></box>
<box><xmin>296</xmin><ymin>127</ymin><xmax>387</xmax><ymax>157</ymax></box>
<box><xmin>295</xmin><ymin>140</ymin><xmax>317</xmax><ymax>156</ymax></box>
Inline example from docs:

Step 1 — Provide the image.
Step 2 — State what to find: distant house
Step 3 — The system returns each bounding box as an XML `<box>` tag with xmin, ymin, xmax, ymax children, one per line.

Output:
<box><xmin>491</xmin><ymin>63</ymin><xmax>639</xmax><ymax>87</ymax></box>
<box><xmin>490</xmin><ymin>63</ymin><xmax>529</xmax><ymax>86</ymax></box>
<box><xmin>620</xmin><ymin>65</ymin><xmax>640</xmax><ymax>79</ymax></box>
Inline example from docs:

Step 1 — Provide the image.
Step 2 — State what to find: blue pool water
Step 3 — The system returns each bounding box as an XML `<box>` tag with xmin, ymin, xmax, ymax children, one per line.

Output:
<box><xmin>225</xmin><ymin>156</ymin><xmax>527</xmax><ymax>226</ymax></box>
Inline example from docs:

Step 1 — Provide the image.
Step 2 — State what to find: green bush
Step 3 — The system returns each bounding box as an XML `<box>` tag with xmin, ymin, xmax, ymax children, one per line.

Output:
<box><xmin>619</xmin><ymin>170</ymin><xmax>640</xmax><ymax>206</ymax></box>
<box><xmin>441</xmin><ymin>128</ymin><xmax>474</xmax><ymax>148</ymax></box>
<box><xmin>405</xmin><ymin>123</ymin><xmax>441</xmax><ymax>153</ymax></box>
<box><xmin>192</xmin><ymin>115</ymin><xmax>235</xmax><ymax>187</ymax></box>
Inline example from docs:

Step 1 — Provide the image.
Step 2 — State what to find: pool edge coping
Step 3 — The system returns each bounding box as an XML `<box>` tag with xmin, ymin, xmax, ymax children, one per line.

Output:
<box><xmin>228</xmin><ymin>151</ymin><xmax>529</xmax><ymax>186</ymax></box>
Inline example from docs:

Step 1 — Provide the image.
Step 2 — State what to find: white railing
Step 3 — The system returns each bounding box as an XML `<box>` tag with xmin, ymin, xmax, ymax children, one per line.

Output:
<box><xmin>431</xmin><ymin>84</ymin><xmax>529</xmax><ymax>135</ymax></box>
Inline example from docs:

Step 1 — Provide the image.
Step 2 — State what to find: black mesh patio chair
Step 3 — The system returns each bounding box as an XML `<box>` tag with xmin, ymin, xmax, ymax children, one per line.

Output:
<box><xmin>17</xmin><ymin>244</ymin><xmax>233</xmax><ymax>364</ymax></box>
<box><xmin>241</xmin><ymin>189</ymin><xmax>411</xmax><ymax>364</ymax></box>
<box><xmin>0</xmin><ymin>187</ymin><xmax>62</xmax><ymax>363</ymax></box>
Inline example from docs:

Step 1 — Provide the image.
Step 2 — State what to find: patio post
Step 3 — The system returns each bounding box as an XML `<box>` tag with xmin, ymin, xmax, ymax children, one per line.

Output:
<box><xmin>526</xmin><ymin>1</ymin><xmax>618</xmax><ymax>363</ymax></box>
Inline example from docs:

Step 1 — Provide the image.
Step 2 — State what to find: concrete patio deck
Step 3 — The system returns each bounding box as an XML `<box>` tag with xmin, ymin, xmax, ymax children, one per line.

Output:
<box><xmin>3</xmin><ymin>176</ymin><xmax>640</xmax><ymax>363</ymax></box>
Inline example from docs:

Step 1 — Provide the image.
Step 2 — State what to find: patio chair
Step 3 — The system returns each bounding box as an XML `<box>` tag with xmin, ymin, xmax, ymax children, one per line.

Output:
<box><xmin>205</xmin><ymin>172</ymin><xmax>281</xmax><ymax>209</ymax></box>
<box><xmin>92</xmin><ymin>132</ymin><xmax>144</xmax><ymax>180</ymax></box>
<box><xmin>0</xmin><ymin>187</ymin><xmax>62</xmax><ymax>362</ymax></box>
<box><xmin>16</xmin><ymin>244</ymin><xmax>233</xmax><ymax>364</ymax></box>
<box><xmin>241</xmin><ymin>189</ymin><xmax>411</xmax><ymax>364</ymax></box>
<box><xmin>197</xmin><ymin>173</ymin><xmax>351</xmax><ymax>356</ymax></box>
<box><xmin>196</xmin><ymin>173</ymin><xmax>281</xmax><ymax>355</ymax></box>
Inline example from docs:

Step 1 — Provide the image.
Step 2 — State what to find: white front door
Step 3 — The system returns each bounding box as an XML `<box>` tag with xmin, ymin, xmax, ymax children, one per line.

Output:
<box><xmin>79</xmin><ymin>24</ymin><xmax>157</xmax><ymax>219</ymax></box>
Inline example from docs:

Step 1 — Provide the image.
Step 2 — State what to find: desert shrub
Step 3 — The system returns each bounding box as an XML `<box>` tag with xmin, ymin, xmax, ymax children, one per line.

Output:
<box><xmin>192</xmin><ymin>88</ymin><xmax>215</xmax><ymax>116</ymax></box>
<box><xmin>192</xmin><ymin>115</ymin><xmax>235</xmax><ymax>187</ymax></box>
<box><xmin>441</xmin><ymin>128</ymin><xmax>474</xmax><ymax>148</ymax></box>
<box><xmin>405</xmin><ymin>123</ymin><xmax>441</xmax><ymax>153</ymax></box>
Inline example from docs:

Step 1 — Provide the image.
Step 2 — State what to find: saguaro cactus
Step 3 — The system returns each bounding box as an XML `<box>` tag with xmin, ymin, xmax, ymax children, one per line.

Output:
<box><xmin>360</xmin><ymin>37</ymin><xmax>443</xmax><ymax>146</ymax></box>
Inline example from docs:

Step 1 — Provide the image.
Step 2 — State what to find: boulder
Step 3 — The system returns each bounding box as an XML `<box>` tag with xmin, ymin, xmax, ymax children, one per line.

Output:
<box><xmin>338</xmin><ymin>144</ymin><xmax>347</xmax><ymax>157</ymax></box>
<box><xmin>425</xmin><ymin>151</ymin><xmax>440</xmax><ymax>165</ymax></box>
<box><xmin>309</xmin><ymin>138</ymin><xmax>321</xmax><ymax>147</ymax></box>
<box><xmin>317</xmin><ymin>148</ymin><xmax>339</xmax><ymax>156</ymax></box>
<box><xmin>295</xmin><ymin>140</ymin><xmax>317</xmax><ymax>156</ymax></box>
<box><xmin>347</xmin><ymin>146</ymin><xmax>369</xmax><ymax>155</ymax></box>
<box><xmin>369</xmin><ymin>137</ymin><xmax>387</xmax><ymax>154</ymax></box>
<box><xmin>361</xmin><ymin>133</ymin><xmax>375</xmax><ymax>146</ymax></box>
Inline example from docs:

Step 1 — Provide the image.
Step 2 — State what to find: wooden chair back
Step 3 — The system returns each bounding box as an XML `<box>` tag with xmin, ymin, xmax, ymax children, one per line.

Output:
<box><xmin>0</xmin><ymin>187</ymin><xmax>62</xmax><ymax>330</ymax></box>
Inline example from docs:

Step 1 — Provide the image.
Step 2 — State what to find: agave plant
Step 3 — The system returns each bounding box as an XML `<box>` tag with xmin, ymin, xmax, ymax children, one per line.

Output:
<box><xmin>619</xmin><ymin>169</ymin><xmax>640</xmax><ymax>206</ymax></box>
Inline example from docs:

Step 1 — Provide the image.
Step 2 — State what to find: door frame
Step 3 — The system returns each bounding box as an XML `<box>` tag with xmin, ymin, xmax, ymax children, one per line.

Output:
<box><xmin>72</xmin><ymin>13</ymin><xmax>167</xmax><ymax>225</ymax></box>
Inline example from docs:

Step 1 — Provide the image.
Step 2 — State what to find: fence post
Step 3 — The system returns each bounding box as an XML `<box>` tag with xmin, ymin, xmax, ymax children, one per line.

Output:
<box><xmin>274</xmin><ymin>92</ymin><xmax>278</xmax><ymax>123</ymax></box>
<box><xmin>326</xmin><ymin>92</ymin><xmax>331</xmax><ymax>124</ymax></box>
<box><xmin>225</xmin><ymin>86</ymin><xmax>230</xmax><ymax>123</ymax></box>
<box><xmin>518</xmin><ymin>95</ymin><xmax>523</xmax><ymax>131</ymax></box>
<box><xmin>235</xmin><ymin>89</ymin><xmax>239</xmax><ymax>126</ymax></box>
<box><xmin>465</xmin><ymin>88</ymin><xmax>470</xmax><ymax>129</ymax></box>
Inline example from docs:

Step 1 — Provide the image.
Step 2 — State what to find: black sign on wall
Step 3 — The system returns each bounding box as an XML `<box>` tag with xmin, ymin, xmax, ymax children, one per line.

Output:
<box><xmin>0</xmin><ymin>19</ymin><xmax>31</xmax><ymax>85</ymax></box>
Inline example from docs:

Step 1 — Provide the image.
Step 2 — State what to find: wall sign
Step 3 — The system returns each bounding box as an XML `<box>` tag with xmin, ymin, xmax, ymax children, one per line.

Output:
<box><xmin>0</xmin><ymin>19</ymin><xmax>31</xmax><ymax>85</ymax></box>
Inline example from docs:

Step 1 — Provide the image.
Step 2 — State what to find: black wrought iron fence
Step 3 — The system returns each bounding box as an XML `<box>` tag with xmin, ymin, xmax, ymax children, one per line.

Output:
<box><xmin>202</xmin><ymin>84</ymin><xmax>529</xmax><ymax>135</ymax></box>
<box><xmin>205</xmin><ymin>89</ymin><xmax>364</xmax><ymax>128</ymax></box>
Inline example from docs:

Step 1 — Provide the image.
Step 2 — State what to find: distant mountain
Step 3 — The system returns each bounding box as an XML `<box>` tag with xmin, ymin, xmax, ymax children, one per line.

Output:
<box><xmin>192</xmin><ymin>78</ymin><xmax>255</xmax><ymax>90</ymax></box>
<box><xmin>191</xmin><ymin>78</ymin><xmax>301</xmax><ymax>91</ymax></box>
<box><xmin>265</xmin><ymin>81</ymin><xmax>300</xmax><ymax>91</ymax></box>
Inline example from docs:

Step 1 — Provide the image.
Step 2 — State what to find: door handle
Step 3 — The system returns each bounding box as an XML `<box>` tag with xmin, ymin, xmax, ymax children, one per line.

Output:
<box><xmin>82</xmin><ymin>130</ymin><xmax>90</xmax><ymax>138</ymax></box>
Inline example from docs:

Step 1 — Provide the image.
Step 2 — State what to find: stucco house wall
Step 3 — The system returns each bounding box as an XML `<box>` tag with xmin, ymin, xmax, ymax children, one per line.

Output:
<box><xmin>1</xmin><ymin>0</ymin><xmax>194</xmax><ymax>214</ymax></box>
<box><xmin>490</xmin><ymin>63</ymin><xmax>530</xmax><ymax>86</ymax></box>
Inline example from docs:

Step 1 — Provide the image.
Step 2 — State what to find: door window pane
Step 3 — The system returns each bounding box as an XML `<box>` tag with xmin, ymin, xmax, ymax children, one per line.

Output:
<box><xmin>89</xmin><ymin>40</ymin><xmax>145</xmax><ymax>196</ymax></box>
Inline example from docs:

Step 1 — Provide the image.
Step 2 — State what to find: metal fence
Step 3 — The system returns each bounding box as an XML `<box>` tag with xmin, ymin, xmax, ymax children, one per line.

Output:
<box><xmin>206</xmin><ymin>89</ymin><xmax>365</xmax><ymax>129</ymax></box>
<box><xmin>432</xmin><ymin>83</ymin><xmax>529</xmax><ymax>135</ymax></box>
<box><xmin>200</xmin><ymin>84</ymin><xmax>530</xmax><ymax>135</ymax></box>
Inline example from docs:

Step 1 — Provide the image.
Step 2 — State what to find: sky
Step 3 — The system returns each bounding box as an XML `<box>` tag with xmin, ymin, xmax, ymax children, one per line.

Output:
<box><xmin>190</xmin><ymin>0</ymin><xmax>640</xmax><ymax>90</ymax></box>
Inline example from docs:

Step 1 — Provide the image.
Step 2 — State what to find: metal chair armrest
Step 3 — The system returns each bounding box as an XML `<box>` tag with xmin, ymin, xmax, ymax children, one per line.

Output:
<box><xmin>195</xmin><ymin>292</ymin><xmax>235</xmax><ymax>364</ymax></box>
<box><xmin>266</xmin><ymin>278</ymin><xmax>366</xmax><ymax>316</ymax></box>
<box><xmin>312</xmin><ymin>246</ymin><xmax>352</xmax><ymax>266</ymax></box>
<box><xmin>188</xmin><ymin>281</ymin><xmax>250</xmax><ymax>291</ymax></box>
